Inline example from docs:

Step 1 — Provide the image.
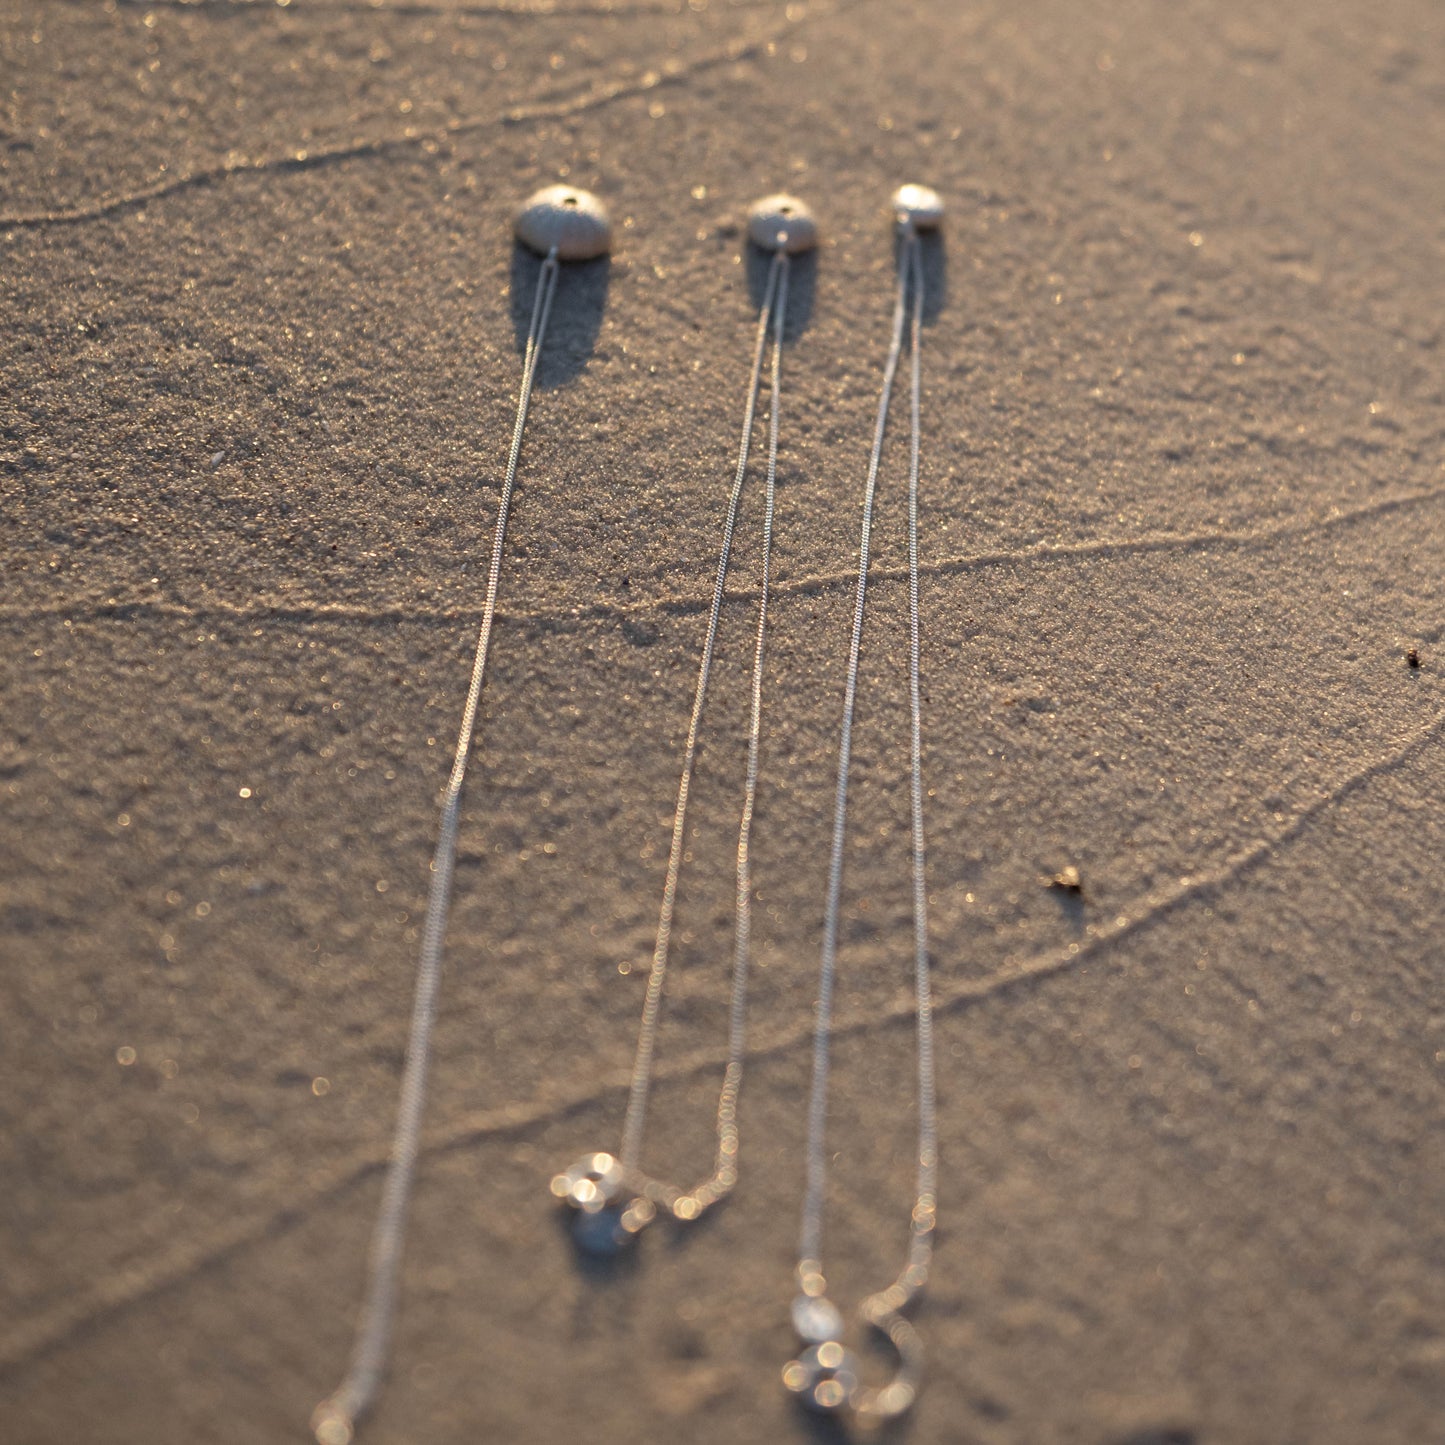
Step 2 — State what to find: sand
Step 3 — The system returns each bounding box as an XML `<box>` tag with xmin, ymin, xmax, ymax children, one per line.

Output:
<box><xmin>2</xmin><ymin>0</ymin><xmax>1443</xmax><ymax>1441</ymax></box>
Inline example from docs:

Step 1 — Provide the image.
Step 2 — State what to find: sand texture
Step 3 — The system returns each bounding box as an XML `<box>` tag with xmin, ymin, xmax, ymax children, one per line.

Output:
<box><xmin>2</xmin><ymin>0</ymin><xmax>1444</xmax><ymax>1441</ymax></box>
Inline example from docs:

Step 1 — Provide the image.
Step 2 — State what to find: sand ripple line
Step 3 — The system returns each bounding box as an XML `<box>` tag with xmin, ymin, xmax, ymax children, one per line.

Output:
<box><xmin>2</xmin><ymin>703</ymin><xmax>1438</xmax><ymax>1375</ymax></box>
<box><xmin>101</xmin><ymin>0</ymin><xmax>755</xmax><ymax>15</ymax></box>
<box><xmin>5</xmin><ymin>481</ymin><xmax>1443</xmax><ymax>630</ymax></box>
<box><xmin>0</xmin><ymin>17</ymin><xmax>791</xmax><ymax>230</ymax></box>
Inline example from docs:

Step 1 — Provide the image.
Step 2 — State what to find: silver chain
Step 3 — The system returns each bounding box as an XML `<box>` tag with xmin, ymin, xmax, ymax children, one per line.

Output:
<box><xmin>553</xmin><ymin>250</ymin><xmax>792</xmax><ymax>1241</ymax></box>
<box><xmin>312</xmin><ymin>248</ymin><xmax>562</xmax><ymax>1445</ymax></box>
<box><xmin>789</xmin><ymin>223</ymin><xmax>937</xmax><ymax>1421</ymax></box>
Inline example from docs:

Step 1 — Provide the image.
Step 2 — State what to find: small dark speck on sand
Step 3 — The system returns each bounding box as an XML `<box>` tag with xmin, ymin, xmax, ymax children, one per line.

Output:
<box><xmin>1406</xmin><ymin>648</ymin><xmax>1421</xmax><ymax>669</ymax></box>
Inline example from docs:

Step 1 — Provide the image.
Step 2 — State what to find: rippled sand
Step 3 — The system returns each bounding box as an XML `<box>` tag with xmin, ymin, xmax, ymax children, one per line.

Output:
<box><xmin>3</xmin><ymin>2</ymin><xmax>1443</xmax><ymax>1441</ymax></box>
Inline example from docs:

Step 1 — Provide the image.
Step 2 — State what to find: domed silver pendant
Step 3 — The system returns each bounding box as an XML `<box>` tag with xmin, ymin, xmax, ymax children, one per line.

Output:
<box><xmin>891</xmin><ymin>183</ymin><xmax>945</xmax><ymax>231</ymax></box>
<box><xmin>747</xmin><ymin>193</ymin><xmax>819</xmax><ymax>255</ymax></box>
<box><xmin>513</xmin><ymin>185</ymin><xmax>613</xmax><ymax>261</ymax></box>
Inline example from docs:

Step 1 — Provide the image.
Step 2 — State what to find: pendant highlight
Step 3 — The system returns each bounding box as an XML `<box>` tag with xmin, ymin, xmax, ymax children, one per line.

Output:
<box><xmin>782</xmin><ymin>1340</ymin><xmax>861</xmax><ymax>1414</ymax></box>
<box><xmin>550</xmin><ymin>1152</ymin><xmax>655</xmax><ymax>1255</ymax></box>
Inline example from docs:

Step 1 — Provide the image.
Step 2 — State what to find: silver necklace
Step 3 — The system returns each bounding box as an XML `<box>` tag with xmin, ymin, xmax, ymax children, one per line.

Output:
<box><xmin>551</xmin><ymin>194</ymin><xmax>819</xmax><ymax>1254</ymax></box>
<box><xmin>784</xmin><ymin>183</ymin><xmax>944</xmax><ymax>1422</ymax></box>
<box><xmin>312</xmin><ymin>185</ymin><xmax>612</xmax><ymax>1445</ymax></box>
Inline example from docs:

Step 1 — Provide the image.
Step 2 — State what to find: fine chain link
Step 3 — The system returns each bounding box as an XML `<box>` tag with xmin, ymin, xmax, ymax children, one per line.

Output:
<box><xmin>859</xmin><ymin>229</ymin><xmax>937</xmax><ymax>1322</ymax></box>
<box><xmin>797</xmin><ymin>227</ymin><xmax>938</xmax><ymax>1411</ymax></box>
<box><xmin>313</xmin><ymin>249</ymin><xmax>561</xmax><ymax>1445</ymax></box>
<box><xmin>798</xmin><ymin>238</ymin><xmax>910</xmax><ymax>1275</ymax></box>
<box><xmin>904</xmin><ymin>231</ymin><xmax>940</xmax><ymax>1296</ymax></box>
<box><xmin>700</xmin><ymin>255</ymin><xmax>789</xmax><ymax>1211</ymax></box>
<box><xmin>619</xmin><ymin>251</ymin><xmax>788</xmax><ymax>1209</ymax></box>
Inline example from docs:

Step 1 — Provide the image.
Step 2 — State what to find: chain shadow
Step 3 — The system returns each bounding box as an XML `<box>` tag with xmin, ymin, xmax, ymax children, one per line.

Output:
<box><xmin>746</xmin><ymin>243</ymin><xmax>819</xmax><ymax>343</ymax></box>
<box><xmin>896</xmin><ymin>226</ymin><xmax>948</xmax><ymax>324</ymax></box>
<box><xmin>510</xmin><ymin>246</ymin><xmax>611</xmax><ymax>390</ymax></box>
<box><xmin>791</xmin><ymin>1400</ymin><xmax>921</xmax><ymax>1444</ymax></box>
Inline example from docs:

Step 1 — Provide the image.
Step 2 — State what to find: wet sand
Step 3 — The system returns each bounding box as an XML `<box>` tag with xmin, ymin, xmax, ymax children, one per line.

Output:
<box><xmin>2</xmin><ymin>1</ymin><xmax>1443</xmax><ymax>1441</ymax></box>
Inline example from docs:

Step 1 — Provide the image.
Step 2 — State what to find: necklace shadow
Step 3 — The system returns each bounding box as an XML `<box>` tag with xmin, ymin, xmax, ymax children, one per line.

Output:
<box><xmin>509</xmin><ymin>246</ymin><xmax>612</xmax><ymax>390</ymax></box>
<box><xmin>898</xmin><ymin>227</ymin><xmax>948</xmax><ymax>324</ymax></box>
<box><xmin>746</xmin><ymin>244</ymin><xmax>819</xmax><ymax>343</ymax></box>
<box><xmin>791</xmin><ymin>1401</ymin><xmax>921</xmax><ymax>1444</ymax></box>
<box><xmin>550</xmin><ymin>1190</ymin><xmax>736</xmax><ymax>1281</ymax></box>
<box><xmin>550</xmin><ymin>1202</ymin><xmax>644</xmax><ymax>1282</ymax></box>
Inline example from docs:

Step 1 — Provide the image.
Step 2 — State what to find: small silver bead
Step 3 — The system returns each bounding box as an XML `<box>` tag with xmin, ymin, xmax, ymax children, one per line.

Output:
<box><xmin>310</xmin><ymin>1401</ymin><xmax>354</xmax><ymax>1445</ymax></box>
<box><xmin>552</xmin><ymin>1154</ymin><xmax>657</xmax><ymax>1252</ymax></box>
<box><xmin>747</xmin><ymin>194</ymin><xmax>819</xmax><ymax>255</ymax></box>
<box><xmin>513</xmin><ymin>185</ymin><xmax>613</xmax><ymax>261</ymax></box>
<box><xmin>550</xmin><ymin>1152</ymin><xmax>625</xmax><ymax>1212</ymax></box>
<box><xmin>892</xmin><ymin>183</ymin><xmax>944</xmax><ymax>231</ymax></box>
<box><xmin>791</xmin><ymin>1293</ymin><xmax>845</xmax><ymax>1345</ymax></box>
<box><xmin>782</xmin><ymin>1340</ymin><xmax>861</xmax><ymax>1414</ymax></box>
